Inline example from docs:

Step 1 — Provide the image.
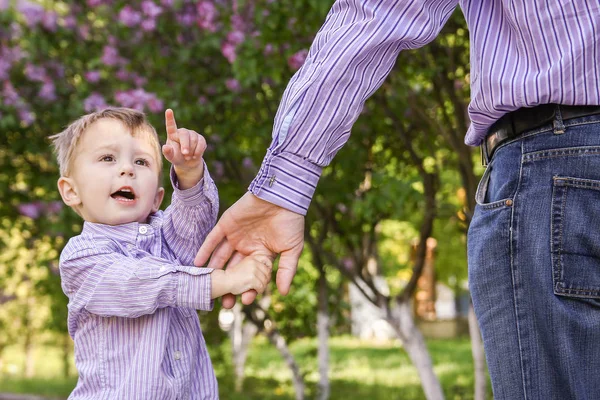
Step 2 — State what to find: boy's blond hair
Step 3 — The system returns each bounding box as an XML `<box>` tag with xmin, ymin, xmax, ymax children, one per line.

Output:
<box><xmin>50</xmin><ymin>107</ymin><xmax>163</xmax><ymax>179</ymax></box>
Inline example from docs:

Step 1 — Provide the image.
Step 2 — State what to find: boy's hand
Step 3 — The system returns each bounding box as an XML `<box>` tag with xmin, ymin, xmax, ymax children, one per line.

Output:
<box><xmin>163</xmin><ymin>109</ymin><xmax>206</xmax><ymax>189</ymax></box>
<box><xmin>211</xmin><ymin>255</ymin><xmax>272</xmax><ymax>298</ymax></box>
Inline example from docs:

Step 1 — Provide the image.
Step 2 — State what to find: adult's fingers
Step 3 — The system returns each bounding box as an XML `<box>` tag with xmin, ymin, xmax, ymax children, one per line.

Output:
<box><xmin>275</xmin><ymin>245</ymin><xmax>303</xmax><ymax>295</ymax></box>
<box><xmin>165</xmin><ymin>109</ymin><xmax>178</xmax><ymax>141</ymax></box>
<box><xmin>207</xmin><ymin>240</ymin><xmax>235</xmax><ymax>269</ymax></box>
<box><xmin>195</xmin><ymin>224</ymin><xmax>226</xmax><ymax>266</ymax></box>
<box><xmin>241</xmin><ymin>290</ymin><xmax>257</xmax><ymax>305</ymax></box>
<box><xmin>221</xmin><ymin>294</ymin><xmax>236</xmax><ymax>309</ymax></box>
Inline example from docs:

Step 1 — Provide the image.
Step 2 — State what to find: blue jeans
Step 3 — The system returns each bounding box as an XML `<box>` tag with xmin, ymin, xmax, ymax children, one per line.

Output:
<box><xmin>468</xmin><ymin>112</ymin><xmax>600</xmax><ymax>399</ymax></box>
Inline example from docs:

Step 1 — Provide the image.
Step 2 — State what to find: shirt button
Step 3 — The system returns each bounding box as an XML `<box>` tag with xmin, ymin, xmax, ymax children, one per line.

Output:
<box><xmin>138</xmin><ymin>226</ymin><xmax>148</xmax><ymax>234</ymax></box>
<box><xmin>174</xmin><ymin>351</ymin><xmax>182</xmax><ymax>360</ymax></box>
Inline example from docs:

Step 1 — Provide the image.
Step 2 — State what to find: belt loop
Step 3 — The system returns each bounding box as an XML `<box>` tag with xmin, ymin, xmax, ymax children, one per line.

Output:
<box><xmin>553</xmin><ymin>105</ymin><xmax>565</xmax><ymax>135</ymax></box>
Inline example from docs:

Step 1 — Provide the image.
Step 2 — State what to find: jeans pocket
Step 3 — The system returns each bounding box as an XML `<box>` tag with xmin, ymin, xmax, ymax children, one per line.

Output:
<box><xmin>475</xmin><ymin>164</ymin><xmax>514</xmax><ymax>210</ymax></box>
<box><xmin>551</xmin><ymin>176</ymin><xmax>600</xmax><ymax>298</ymax></box>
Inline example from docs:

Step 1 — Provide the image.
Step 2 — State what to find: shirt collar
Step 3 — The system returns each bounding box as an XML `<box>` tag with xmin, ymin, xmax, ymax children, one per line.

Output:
<box><xmin>81</xmin><ymin>213</ymin><xmax>162</xmax><ymax>244</ymax></box>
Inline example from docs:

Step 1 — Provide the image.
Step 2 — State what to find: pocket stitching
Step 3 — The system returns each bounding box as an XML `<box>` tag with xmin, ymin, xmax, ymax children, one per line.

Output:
<box><xmin>551</xmin><ymin>177</ymin><xmax>600</xmax><ymax>298</ymax></box>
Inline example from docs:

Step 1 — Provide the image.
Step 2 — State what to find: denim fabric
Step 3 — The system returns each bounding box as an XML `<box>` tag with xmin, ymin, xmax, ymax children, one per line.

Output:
<box><xmin>468</xmin><ymin>113</ymin><xmax>600</xmax><ymax>399</ymax></box>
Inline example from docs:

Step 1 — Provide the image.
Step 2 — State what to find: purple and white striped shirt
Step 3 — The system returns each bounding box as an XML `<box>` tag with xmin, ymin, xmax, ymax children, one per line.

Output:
<box><xmin>249</xmin><ymin>0</ymin><xmax>600</xmax><ymax>215</ymax></box>
<box><xmin>59</xmin><ymin>167</ymin><xmax>219</xmax><ymax>400</ymax></box>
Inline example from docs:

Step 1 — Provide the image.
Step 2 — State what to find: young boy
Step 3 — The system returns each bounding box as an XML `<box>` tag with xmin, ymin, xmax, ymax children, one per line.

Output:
<box><xmin>51</xmin><ymin>107</ymin><xmax>271</xmax><ymax>399</ymax></box>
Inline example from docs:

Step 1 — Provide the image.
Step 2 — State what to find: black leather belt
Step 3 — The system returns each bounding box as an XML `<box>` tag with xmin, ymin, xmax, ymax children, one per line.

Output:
<box><xmin>480</xmin><ymin>104</ymin><xmax>600</xmax><ymax>166</ymax></box>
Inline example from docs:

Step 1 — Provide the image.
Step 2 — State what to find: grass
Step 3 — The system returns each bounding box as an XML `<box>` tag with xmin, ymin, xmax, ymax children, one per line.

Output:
<box><xmin>0</xmin><ymin>336</ymin><xmax>492</xmax><ymax>399</ymax></box>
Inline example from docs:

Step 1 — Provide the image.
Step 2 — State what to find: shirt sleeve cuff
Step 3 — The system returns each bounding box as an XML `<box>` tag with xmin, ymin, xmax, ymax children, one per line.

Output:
<box><xmin>248</xmin><ymin>151</ymin><xmax>322</xmax><ymax>215</ymax></box>
<box><xmin>170</xmin><ymin>163</ymin><xmax>216</xmax><ymax>207</ymax></box>
<box><xmin>175</xmin><ymin>266</ymin><xmax>214</xmax><ymax>311</ymax></box>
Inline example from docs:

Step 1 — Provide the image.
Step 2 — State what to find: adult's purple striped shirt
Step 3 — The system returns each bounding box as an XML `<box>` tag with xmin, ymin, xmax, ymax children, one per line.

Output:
<box><xmin>249</xmin><ymin>0</ymin><xmax>600</xmax><ymax>215</ymax></box>
<box><xmin>59</xmin><ymin>167</ymin><xmax>219</xmax><ymax>399</ymax></box>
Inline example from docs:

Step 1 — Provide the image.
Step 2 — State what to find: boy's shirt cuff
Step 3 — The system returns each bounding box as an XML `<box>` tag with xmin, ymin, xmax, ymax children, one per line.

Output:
<box><xmin>176</xmin><ymin>266</ymin><xmax>214</xmax><ymax>311</ymax></box>
<box><xmin>170</xmin><ymin>162</ymin><xmax>216</xmax><ymax>207</ymax></box>
<box><xmin>248</xmin><ymin>151</ymin><xmax>322</xmax><ymax>216</ymax></box>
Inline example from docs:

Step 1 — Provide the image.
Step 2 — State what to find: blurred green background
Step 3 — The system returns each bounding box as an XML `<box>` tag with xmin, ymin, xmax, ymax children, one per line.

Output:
<box><xmin>0</xmin><ymin>0</ymin><xmax>488</xmax><ymax>399</ymax></box>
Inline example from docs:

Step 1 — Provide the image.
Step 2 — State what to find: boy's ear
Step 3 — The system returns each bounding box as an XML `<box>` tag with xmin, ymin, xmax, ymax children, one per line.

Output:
<box><xmin>152</xmin><ymin>187</ymin><xmax>165</xmax><ymax>213</ymax></box>
<box><xmin>57</xmin><ymin>177</ymin><xmax>81</xmax><ymax>207</ymax></box>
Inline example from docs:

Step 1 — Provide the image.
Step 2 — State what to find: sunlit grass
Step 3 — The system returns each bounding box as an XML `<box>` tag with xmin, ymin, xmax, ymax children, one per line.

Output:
<box><xmin>0</xmin><ymin>335</ymin><xmax>491</xmax><ymax>399</ymax></box>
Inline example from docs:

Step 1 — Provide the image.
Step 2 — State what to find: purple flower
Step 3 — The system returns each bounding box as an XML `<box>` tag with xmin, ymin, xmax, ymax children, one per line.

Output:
<box><xmin>132</xmin><ymin>74</ymin><xmax>147</xmax><ymax>87</ymax></box>
<box><xmin>342</xmin><ymin>257</ymin><xmax>354</xmax><ymax>271</ymax></box>
<box><xmin>288</xmin><ymin>49</ymin><xmax>308</xmax><ymax>71</ymax></box>
<box><xmin>141</xmin><ymin>1</ymin><xmax>162</xmax><ymax>18</ymax></box>
<box><xmin>83</xmin><ymin>93</ymin><xmax>107</xmax><ymax>112</ymax></box>
<box><xmin>177</xmin><ymin>13</ymin><xmax>195</xmax><ymax>27</ymax></box>
<box><xmin>18</xmin><ymin>202</ymin><xmax>44</xmax><ymax>219</ymax></box>
<box><xmin>231</xmin><ymin>14</ymin><xmax>245</xmax><ymax>31</ymax></box>
<box><xmin>78</xmin><ymin>24</ymin><xmax>90</xmax><ymax>39</ymax></box>
<box><xmin>118</xmin><ymin>6</ymin><xmax>142</xmax><ymax>27</ymax></box>
<box><xmin>263</xmin><ymin>43</ymin><xmax>274</xmax><ymax>56</ymax></box>
<box><xmin>2</xmin><ymin>81</ymin><xmax>20</xmax><ymax>106</ymax></box>
<box><xmin>0</xmin><ymin>0</ymin><xmax>9</xmax><ymax>11</ymax></box>
<box><xmin>221</xmin><ymin>42</ymin><xmax>236</xmax><ymax>64</ymax></box>
<box><xmin>115</xmin><ymin>69</ymin><xmax>129</xmax><ymax>81</ymax></box>
<box><xmin>197</xmin><ymin>1</ymin><xmax>217</xmax><ymax>31</ymax></box>
<box><xmin>225</xmin><ymin>78</ymin><xmax>241</xmax><ymax>93</ymax></box>
<box><xmin>227</xmin><ymin>30</ymin><xmax>245</xmax><ymax>46</ymax></box>
<box><xmin>141</xmin><ymin>18</ymin><xmax>156</xmax><ymax>32</ymax></box>
<box><xmin>24</xmin><ymin>63</ymin><xmax>46</xmax><ymax>82</ymax></box>
<box><xmin>213</xmin><ymin>161</ymin><xmax>224</xmax><ymax>180</ymax></box>
<box><xmin>242</xmin><ymin>157</ymin><xmax>254</xmax><ymax>170</ymax></box>
<box><xmin>101</xmin><ymin>45</ymin><xmax>120</xmax><ymax>66</ymax></box>
<box><xmin>39</xmin><ymin>81</ymin><xmax>57</xmax><ymax>101</ymax></box>
<box><xmin>18</xmin><ymin>108</ymin><xmax>35</xmax><ymax>126</ymax></box>
<box><xmin>85</xmin><ymin>70</ymin><xmax>101</xmax><ymax>83</ymax></box>
<box><xmin>87</xmin><ymin>0</ymin><xmax>109</xmax><ymax>7</ymax></box>
<box><xmin>147</xmin><ymin>97</ymin><xmax>163</xmax><ymax>113</ymax></box>
<box><xmin>62</xmin><ymin>15</ymin><xmax>77</xmax><ymax>29</ymax></box>
<box><xmin>46</xmin><ymin>201</ymin><xmax>63</xmax><ymax>214</ymax></box>
<box><xmin>0</xmin><ymin>59</ymin><xmax>10</xmax><ymax>81</ymax></box>
<box><xmin>160</xmin><ymin>0</ymin><xmax>173</xmax><ymax>6</ymax></box>
<box><xmin>17</xmin><ymin>1</ymin><xmax>45</xmax><ymax>27</ymax></box>
<box><xmin>42</xmin><ymin>11</ymin><xmax>58</xmax><ymax>31</ymax></box>
<box><xmin>47</xmin><ymin>61</ymin><xmax>65</xmax><ymax>78</ymax></box>
<box><xmin>198</xmin><ymin>96</ymin><xmax>207</xmax><ymax>105</ymax></box>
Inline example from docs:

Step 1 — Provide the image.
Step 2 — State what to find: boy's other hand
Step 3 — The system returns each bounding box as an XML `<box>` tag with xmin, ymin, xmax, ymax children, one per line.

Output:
<box><xmin>162</xmin><ymin>109</ymin><xmax>206</xmax><ymax>171</ymax></box>
<box><xmin>224</xmin><ymin>255</ymin><xmax>272</xmax><ymax>296</ymax></box>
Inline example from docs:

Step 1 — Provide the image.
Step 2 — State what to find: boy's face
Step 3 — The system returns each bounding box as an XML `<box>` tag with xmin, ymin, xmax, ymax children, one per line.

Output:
<box><xmin>58</xmin><ymin>118</ymin><xmax>164</xmax><ymax>225</ymax></box>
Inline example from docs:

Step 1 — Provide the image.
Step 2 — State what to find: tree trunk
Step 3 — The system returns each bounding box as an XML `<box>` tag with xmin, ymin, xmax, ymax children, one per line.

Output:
<box><xmin>389</xmin><ymin>301</ymin><xmax>445</xmax><ymax>400</ymax></box>
<box><xmin>316</xmin><ymin>268</ymin><xmax>330</xmax><ymax>400</ymax></box>
<box><xmin>231</xmin><ymin>303</ymin><xmax>258</xmax><ymax>392</ymax></box>
<box><xmin>265</xmin><ymin>329</ymin><xmax>305</xmax><ymax>400</ymax></box>
<box><xmin>243</xmin><ymin>303</ymin><xmax>305</xmax><ymax>400</ymax></box>
<box><xmin>468</xmin><ymin>302</ymin><xmax>487</xmax><ymax>400</ymax></box>
<box><xmin>24</xmin><ymin>331</ymin><xmax>34</xmax><ymax>378</ymax></box>
<box><xmin>62</xmin><ymin>333</ymin><xmax>71</xmax><ymax>378</ymax></box>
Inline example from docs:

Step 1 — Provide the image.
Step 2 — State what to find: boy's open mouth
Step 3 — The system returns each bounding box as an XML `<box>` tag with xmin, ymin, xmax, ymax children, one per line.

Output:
<box><xmin>111</xmin><ymin>187</ymin><xmax>136</xmax><ymax>201</ymax></box>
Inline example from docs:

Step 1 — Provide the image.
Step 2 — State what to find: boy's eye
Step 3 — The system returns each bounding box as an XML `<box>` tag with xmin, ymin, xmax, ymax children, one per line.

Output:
<box><xmin>135</xmin><ymin>159</ymin><xmax>149</xmax><ymax>166</ymax></box>
<box><xmin>101</xmin><ymin>155</ymin><xmax>114</xmax><ymax>162</ymax></box>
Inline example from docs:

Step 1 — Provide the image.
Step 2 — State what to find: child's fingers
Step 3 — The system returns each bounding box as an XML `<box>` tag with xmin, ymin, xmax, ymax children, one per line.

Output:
<box><xmin>187</xmin><ymin>131</ymin><xmax>198</xmax><ymax>159</ymax></box>
<box><xmin>179</xmin><ymin>129</ymin><xmax>191</xmax><ymax>156</ymax></box>
<box><xmin>162</xmin><ymin>144</ymin><xmax>174</xmax><ymax>162</ymax></box>
<box><xmin>192</xmin><ymin>134</ymin><xmax>207</xmax><ymax>160</ymax></box>
<box><xmin>165</xmin><ymin>109</ymin><xmax>178</xmax><ymax>141</ymax></box>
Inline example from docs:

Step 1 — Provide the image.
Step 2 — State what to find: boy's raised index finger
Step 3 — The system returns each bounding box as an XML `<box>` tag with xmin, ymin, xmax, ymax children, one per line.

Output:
<box><xmin>165</xmin><ymin>109</ymin><xmax>178</xmax><ymax>139</ymax></box>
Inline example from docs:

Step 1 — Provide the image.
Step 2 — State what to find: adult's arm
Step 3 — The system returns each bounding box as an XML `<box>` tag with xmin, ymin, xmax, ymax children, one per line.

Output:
<box><xmin>196</xmin><ymin>0</ymin><xmax>460</xmax><ymax>305</ymax></box>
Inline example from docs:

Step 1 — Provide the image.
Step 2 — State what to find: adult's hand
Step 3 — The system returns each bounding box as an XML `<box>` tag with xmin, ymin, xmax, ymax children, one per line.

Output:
<box><xmin>195</xmin><ymin>192</ymin><xmax>304</xmax><ymax>308</ymax></box>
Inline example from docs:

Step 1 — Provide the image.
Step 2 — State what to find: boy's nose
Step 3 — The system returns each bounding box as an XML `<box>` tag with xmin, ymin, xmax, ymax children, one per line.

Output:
<box><xmin>120</xmin><ymin>163</ymin><xmax>135</xmax><ymax>177</ymax></box>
